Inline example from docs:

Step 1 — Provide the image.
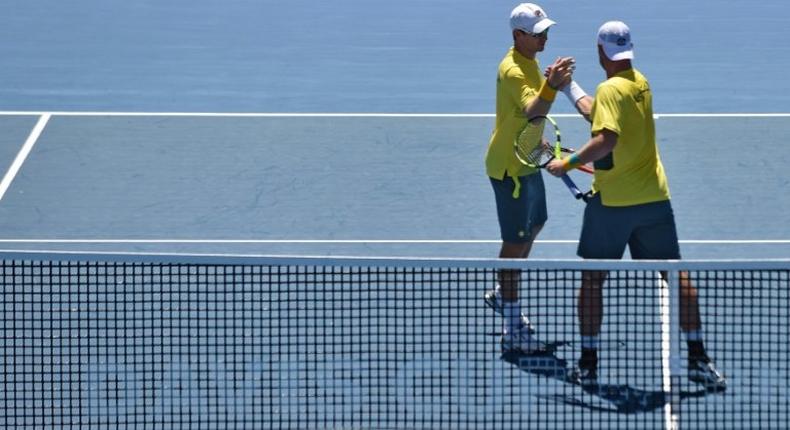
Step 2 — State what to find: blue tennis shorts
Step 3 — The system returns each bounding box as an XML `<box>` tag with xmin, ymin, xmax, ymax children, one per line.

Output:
<box><xmin>490</xmin><ymin>173</ymin><xmax>548</xmax><ymax>243</ymax></box>
<box><xmin>577</xmin><ymin>193</ymin><xmax>681</xmax><ymax>259</ymax></box>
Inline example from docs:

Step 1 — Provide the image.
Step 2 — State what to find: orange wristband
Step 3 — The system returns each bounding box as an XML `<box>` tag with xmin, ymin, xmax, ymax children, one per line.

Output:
<box><xmin>538</xmin><ymin>80</ymin><xmax>557</xmax><ymax>102</ymax></box>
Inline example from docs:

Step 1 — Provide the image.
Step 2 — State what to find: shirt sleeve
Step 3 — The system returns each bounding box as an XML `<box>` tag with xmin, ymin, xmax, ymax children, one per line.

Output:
<box><xmin>591</xmin><ymin>84</ymin><xmax>622</xmax><ymax>136</ymax></box>
<box><xmin>500</xmin><ymin>67</ymin><xmax>538</xmax><ymax>111</ymax></box>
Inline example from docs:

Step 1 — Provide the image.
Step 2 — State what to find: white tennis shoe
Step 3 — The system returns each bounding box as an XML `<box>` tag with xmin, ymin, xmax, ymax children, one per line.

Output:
<box><xmin>688</xmin><ymin>359</ymin><xmax>727</xmax><ymax>391</ymax></box>
<box><xmin>501</xmin><ymin>323</ymin><xmax>548</xmax><ymax>355</ymax></box>
<box><xmin>484</xmin><ymin>284</ymin><xmax>536</xmax><ymax>334</ymax></box>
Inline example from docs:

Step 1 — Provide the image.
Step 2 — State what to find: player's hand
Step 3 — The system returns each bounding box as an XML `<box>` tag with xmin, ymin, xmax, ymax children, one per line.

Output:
<box><xmin>545</xmin><ymin>159</ymin><xmax>565</xmax><ymax>177</ymax></box>
<box><xmin>545</xmin><ymin>57</ymin><xmax>575</xmax><ymax>89</ymax></box>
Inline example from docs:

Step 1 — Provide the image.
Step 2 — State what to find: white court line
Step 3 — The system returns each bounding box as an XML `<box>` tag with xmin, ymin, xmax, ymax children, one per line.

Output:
<box><xmin>0</xmin><ymin>239</ymin><xmax>787</xmax><ymax>244</ymax></box>
<box><xmin>659</xmin><ymin>273</ymin><xmax>681</xmax><ymax>430</ymax></box>
<box><xmin>0</xmin><ymin>111</ymin><xmax>789</xmax><ymax>118</ymax></box>
<box><xmin>1</xmin><ymin>111</ymin><xmax>497</xmax><ymax>118</ymax></box>
<box><xmin>0</xmin><ymin>114</ymin><xmax>51</xmax><ymax>202</ymax></box>
<box><xmin>652</xmin><ymin>113</ymin><xmax>790</xmax><ymax>118</ymax></box>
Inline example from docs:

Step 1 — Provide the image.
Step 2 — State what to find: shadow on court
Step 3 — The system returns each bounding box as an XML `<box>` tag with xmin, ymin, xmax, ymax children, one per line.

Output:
<box><xmin>502</xmin><ymin>351</ymin><xmax>712</xmax><ymax>414</ymax></box>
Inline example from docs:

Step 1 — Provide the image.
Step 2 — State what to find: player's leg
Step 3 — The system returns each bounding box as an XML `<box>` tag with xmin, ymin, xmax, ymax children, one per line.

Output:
<box><xmin>575</xmin><ymin>269</ymin><xmax>607</xmax><ymax>384</ymax></box>
<box><xmin>677</xmin><ymin>271</ymin><xmax>725</xmax><ymax>389</ymax></box>
<box><xmin>487</xmin><ymin>174</ymin><xmax>547</xmax><ymax>353</ymax></box>
<box><xmin>628</xmin><ymin>200</ymin><xmax>726</xmax><ymax>390</ymax></box>
<box><xmin>572</xmin><ymin>194</ymin><xmax>630</xmax><ymax>385</ymax></box>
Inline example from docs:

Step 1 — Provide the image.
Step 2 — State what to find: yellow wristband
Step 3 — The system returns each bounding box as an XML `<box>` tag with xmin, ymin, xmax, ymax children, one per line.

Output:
<box><xmin>538</xmin><ymin>80</ymin><xmax>557</xmax><ymax>102</ymax></box>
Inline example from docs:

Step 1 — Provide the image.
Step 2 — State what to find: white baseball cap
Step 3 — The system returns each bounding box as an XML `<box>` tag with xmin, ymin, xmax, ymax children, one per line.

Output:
<box><xmin>510</xmin><ymin>3</ymin><xmax>556</xmax><ymax>34</ymax></box>
<box><xmin>597</xmin><ymin>21</ymin><xmax>634</xmax><ymax>61</ymax></box>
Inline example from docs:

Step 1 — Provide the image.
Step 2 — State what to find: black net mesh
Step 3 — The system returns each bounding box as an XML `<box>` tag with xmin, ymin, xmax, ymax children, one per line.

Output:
<box><xmin>1</xmin><ymin>255</ymin><xmax>788</xmax><ymax>429</ymax></box>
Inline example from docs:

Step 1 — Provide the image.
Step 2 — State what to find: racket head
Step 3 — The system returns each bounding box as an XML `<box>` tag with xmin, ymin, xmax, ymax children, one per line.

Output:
<box><xmin>514</xmin><ymin>115</ymin><xmax>558</xmax><ymax>168</ymax></box>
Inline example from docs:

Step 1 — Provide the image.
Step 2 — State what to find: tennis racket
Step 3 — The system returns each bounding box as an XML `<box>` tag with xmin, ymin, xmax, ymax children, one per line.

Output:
<box><xmin>515</xmin><ymin>115</ymin><xmax>593</xmax><ymax>174</ymax></box>
<box><xmin>514</xmin><ymin>115</ymin><xmax>591</xmax><ymax>201</ymax></box>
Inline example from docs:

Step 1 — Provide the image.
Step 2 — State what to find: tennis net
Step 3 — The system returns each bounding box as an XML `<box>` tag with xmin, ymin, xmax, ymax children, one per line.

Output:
<box><xmin>1</xmin><ymin>251</ymin><xmax>788</xmax><ymax>429</ymax></box>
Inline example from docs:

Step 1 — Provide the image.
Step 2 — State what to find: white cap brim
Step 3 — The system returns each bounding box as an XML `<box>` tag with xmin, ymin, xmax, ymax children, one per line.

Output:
<box><xmin>601</xmin><ymin>42</ymin><xmax>634</xmax><ymax>61</ymax></box>
<box><xmin>532</xmin><ymin>18</ymin><xmax>556</xmax><ymax>34</ymax></box>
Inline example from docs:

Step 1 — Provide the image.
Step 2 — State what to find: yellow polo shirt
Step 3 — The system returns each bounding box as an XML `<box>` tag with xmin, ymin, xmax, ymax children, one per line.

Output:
<box><xmin>485</xmin><ymin>48</ymin><xmax>543</xmax><ymax>179</ymax></box>
<box><xmin>590</xmin><ymin>68</ymin><xmax>670</xmax><ymax>206</ymax></box>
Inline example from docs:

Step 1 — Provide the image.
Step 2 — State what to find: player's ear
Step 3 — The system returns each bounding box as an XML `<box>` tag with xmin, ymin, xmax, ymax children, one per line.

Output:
<box><xmin>597</xmin><ymin>45</ymin><xmax>607</xmax><ymax>67</ymax></box>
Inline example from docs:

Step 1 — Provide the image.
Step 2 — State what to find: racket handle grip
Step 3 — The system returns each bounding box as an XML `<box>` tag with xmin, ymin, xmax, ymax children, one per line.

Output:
<box><xmin>560</xmin><ymin>174</ymin><xmax>585</xmax><ymax>200</ymax></box>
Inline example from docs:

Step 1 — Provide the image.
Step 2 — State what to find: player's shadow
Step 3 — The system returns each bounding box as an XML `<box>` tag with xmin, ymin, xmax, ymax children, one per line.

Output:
<box><xmin>501</xmin><ymin>346</ymin><xmax>571</xmax><ymax>380</ymax></box>
<box><xmin>502</xmin><ymin>349</ymin><xmax>712</xmax><ymax>414</ymax></box>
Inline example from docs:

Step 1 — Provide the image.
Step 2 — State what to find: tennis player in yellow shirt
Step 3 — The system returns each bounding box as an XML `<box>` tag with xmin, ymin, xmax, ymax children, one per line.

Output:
<box><xmin>546</xmin><ymin>21</ymin><xmax>726</xmax><ymax>390</ymax></box>
<box><xmin>483</xmin><ymin>3</ymin><xmax>582</xmax><ymax>355</ymax></box>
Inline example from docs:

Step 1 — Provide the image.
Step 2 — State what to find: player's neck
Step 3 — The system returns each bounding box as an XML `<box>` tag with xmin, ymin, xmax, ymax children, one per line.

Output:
<box><xmin>514</xmin><ymin>44</ymin><xmax>537</xmax><ymax>60</ymax></box>
<box><xmin>605</xmin><ymin>60</ymin><xmax>632</xmax><ymax>78</ymax></box>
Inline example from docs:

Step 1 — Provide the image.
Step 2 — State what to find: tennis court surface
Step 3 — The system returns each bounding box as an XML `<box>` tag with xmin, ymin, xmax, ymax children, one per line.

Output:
<box><xmin>0</xmin><ymin>112</ymin><xmax>789</xmax><ymax>429</ymax></box>
<box><xmin>0</xmin><ymin>113</ymin><xmax>788</xmax><ymax>259</ymax></box>
<box><xmin>2</xmin><ymin>1</ymin><xmax>790</xmax><ymax>428</ymax></box>
<box><xmin>1</xmin><ymin>112</ymin><xmax>790</xmax><ymax>429</ymax></box>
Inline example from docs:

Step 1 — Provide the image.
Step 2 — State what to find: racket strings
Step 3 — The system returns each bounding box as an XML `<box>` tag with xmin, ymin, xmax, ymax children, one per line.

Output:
<box><xmin>525</xmin><ymin>141</ymin><xmax>553</xmax><ymax>167</ymax></box>
<box><xmin>515</xmin><ymin>120</ymin><xmax>553</xmax><ymax>168</ymax></box>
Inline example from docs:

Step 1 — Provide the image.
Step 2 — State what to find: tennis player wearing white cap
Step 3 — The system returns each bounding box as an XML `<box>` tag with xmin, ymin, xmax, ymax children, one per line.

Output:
<box><xmin>483</xmin><ymin>3</ymin><xmax>576</xmax><ymax>355</ymax></box>
<box><xmin>545</xmin><ymin>21</ymin><xmax>727</xmax><ymax>390</ymax></box>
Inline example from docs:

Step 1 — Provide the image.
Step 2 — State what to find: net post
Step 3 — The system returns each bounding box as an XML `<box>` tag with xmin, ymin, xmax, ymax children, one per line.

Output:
<box><xmin>660</xmin><ymin>269</ymin><xmax>682</xmax><ymax>430</ymax></box>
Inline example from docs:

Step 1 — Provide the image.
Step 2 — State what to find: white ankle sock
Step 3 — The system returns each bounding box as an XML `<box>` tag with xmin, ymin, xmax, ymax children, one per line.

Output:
<box><xmin>503</xmin><ymin>302</ymin><xmax>523</xmax><ymax>334</ymax></box>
